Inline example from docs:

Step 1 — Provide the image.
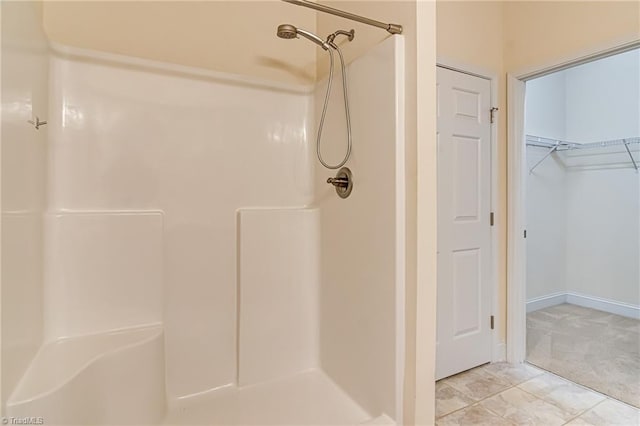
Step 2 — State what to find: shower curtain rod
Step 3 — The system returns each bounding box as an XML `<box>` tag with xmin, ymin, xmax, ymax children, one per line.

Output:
<box><xmin>281</xmin><ymin>0</ymin><xmax>403</xmax><ymax>34</ymax></box>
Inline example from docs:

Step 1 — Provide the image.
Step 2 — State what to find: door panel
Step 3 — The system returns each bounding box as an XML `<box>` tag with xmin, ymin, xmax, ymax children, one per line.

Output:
<box><xmin>452</xmin><ymin>248</ymin><xmax>481</xmax><ymax>337</ymax></box>
<box><xmin>453</xmin><ymin>135</ymin><xmax>481</xmax><ymax>220</ymax></box>
<box><xmin>436</xmin><ymin>67</ymin><xmax>493</xmax><ymax>380</ymax></box>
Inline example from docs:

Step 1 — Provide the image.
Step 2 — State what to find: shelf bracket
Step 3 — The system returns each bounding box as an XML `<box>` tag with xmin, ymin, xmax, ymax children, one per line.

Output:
<box><xmin>623</xmin><ymin>139</ymin><xmax>638</xmax><ymax>172</ymax></box>
<box><xmin>529</xmin><ymin>143</ymin><xmax>559</xmax><ymax>174</ymax></box>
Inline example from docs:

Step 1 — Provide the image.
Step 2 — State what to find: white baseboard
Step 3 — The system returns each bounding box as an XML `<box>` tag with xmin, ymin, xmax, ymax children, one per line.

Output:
<box><xmin>526</xmin><ymin>292</ymin><xmax>640</xmax><ymax>319</ymax></box>
<box><xmin>526</xmin><ymin>293</ymin><xmax>567</xmax><ymax>313</ymax></box>
<box><xmin>566</xmin><ymin>292</ymin><xmax>640</xmax><ymax>320</ymax></box>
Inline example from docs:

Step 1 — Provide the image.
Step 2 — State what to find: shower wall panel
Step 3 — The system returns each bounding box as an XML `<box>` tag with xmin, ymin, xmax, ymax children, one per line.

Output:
<box><xmin>46</xmin><ymin>46</ymin><xmax>314</xmax><ymax>399</ymax></box>
<box><xmin>43</xmin><ymin>212</ymin><xmax>163</xmax><ymax>340</ymax></box>
<box><xmin>238</xmin><ymin>208</ymin><xmax>319</xmax><ymax>386</ymax></box>
<box><xmin>314</xmin><ymin>36</ymin><xmax>404</xmax><ymax>421</ymax></box>
<box><xmin>1</xmin><ymin>1</ymin><xmax>49</xmax><ymax>405</ymax></box>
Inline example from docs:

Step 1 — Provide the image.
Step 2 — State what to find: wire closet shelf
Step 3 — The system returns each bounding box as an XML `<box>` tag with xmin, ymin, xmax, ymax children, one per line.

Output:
<box><xmin>526</xmin><ymin>134</ymin><xmax>640</xmax><ymax>173</ymax></box>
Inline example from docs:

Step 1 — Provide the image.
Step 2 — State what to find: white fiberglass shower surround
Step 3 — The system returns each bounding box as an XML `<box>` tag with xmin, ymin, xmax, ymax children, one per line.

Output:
<box><xmin>1</xmin><ymin>1</ymin><xmax>406</xmax><ymax>425</ymax></box>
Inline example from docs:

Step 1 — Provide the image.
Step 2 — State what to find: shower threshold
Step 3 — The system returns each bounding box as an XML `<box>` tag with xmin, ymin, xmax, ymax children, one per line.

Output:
<box><xmin>163</xmin><ymin>369</ymin><xmax>389</xmax><ymax>425</ymax></box>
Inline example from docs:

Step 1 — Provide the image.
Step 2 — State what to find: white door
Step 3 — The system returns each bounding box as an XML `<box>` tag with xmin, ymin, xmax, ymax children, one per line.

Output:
<box><xmin>436</xmin><ymin>66</ymin><xmax>493</xmax><ymax>380</ymax></box>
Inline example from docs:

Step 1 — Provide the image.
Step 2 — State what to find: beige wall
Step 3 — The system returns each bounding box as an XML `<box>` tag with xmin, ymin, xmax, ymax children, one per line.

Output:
<box><xmin>437</xmin><ymin>0</ymin><xmax>640</xmax><ymax>347</ymax></box>
<box><xmin>436</xmin><ymin>0</ymin><xmax>508</xmax><ymax>342</ymax></box>
<box><xmin>415</xmin><ymin>2</ymin><xmax>438</xmax><ymax>423</ymax></box>
<box><xmin>42</xmin><ymin>1</ymin><xmax>317</xmax><ymax>85</ymax></box>
<box><xmin>504</xmin><ymin>1</ymin><xmax>640</xmax><ymax>75</ymax></box>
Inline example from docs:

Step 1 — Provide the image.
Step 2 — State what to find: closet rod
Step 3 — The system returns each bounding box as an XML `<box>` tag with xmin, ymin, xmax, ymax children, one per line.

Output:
<box><xmin>526</xmin><ymin>135</ymin><xmax>640</xmax><ymax>150</ymax></box>
<box><xmin>526</xmin><ymin>134</ymin><xmax>640</xmax><ymax>173</ymax></box>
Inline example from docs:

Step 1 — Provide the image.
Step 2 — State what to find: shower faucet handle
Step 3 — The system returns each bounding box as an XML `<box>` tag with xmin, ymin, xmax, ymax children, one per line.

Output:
<box><xmin>327</xmin><ymin>167</ymin><xmax>353</xmax><ymax>199</ymax></box>
<box><xmin>327</xmin><ymin>177</ymin><xmax>349</xmax><ymax>188</ymax></box>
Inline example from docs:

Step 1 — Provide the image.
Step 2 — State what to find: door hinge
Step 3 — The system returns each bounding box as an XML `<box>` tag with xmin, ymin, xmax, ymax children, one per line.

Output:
<box><xmin>524</xmin><ymin>229</ymin><xmax>527</xmax><ymax>238</ymax></box>
<box><xmin>490</xmin><ymin>107</ymin><xmax>499</xmax><ymax>124</ymax></box>
<box><xmin>490</xmin><ymin>315</ymin><xmax>495</xmax><ymax>330</ymax></box>
<box><xmin>490</xmin><ymin>212</ymin><xmax>494</xmax><ymax>226</ymax></box>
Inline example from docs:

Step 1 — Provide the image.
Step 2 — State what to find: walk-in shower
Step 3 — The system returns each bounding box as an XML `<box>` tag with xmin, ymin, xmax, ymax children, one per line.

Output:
<box><xmin>2</xmin><ymin>1</ymin><xmax>406</xmax><ymax>424</ymax></box>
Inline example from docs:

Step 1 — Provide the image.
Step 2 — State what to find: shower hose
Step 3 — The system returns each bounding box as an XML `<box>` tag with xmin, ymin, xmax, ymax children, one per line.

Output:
<box><xmin>316</xmin><ymin>42</ymin><xmax>352</xmax><ymax>170</ymax></box>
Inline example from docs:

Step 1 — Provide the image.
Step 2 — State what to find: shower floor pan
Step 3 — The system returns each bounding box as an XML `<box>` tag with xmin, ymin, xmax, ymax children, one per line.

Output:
<box><xmin>6</xmin><ymin>325</ymin><xmax>165</xmax><ymax>425</ymax></box>
<box><xmin>163</xmin><ymin>369</ymin><xmax>391</xmax><ymax>425</ymax></box>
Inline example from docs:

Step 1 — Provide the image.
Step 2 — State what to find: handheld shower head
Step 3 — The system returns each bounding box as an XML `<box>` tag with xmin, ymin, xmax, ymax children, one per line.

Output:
<box><xmin>276</xmin><ymin>24</ymin><xmax>298</xmax><ymax>39</ymax></box>
<box><xmin>276</xmin><ymin>24</ymin><xmax>355</xmax><ymax>171</ymax></box>
<box><xmin>276</xmin><ymin>24</ymin><xmax>329</xmax><ymax>50</ymax></box>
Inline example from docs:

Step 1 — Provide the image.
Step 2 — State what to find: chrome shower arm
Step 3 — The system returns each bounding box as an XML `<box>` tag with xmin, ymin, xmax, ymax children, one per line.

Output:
<box><xmin>327</xmin><ymin>29</ymin><xmax>355</xmax><ymax>45</ymax></box>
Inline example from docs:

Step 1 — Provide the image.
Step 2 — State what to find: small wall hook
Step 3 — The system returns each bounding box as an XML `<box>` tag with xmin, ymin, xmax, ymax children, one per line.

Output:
<box><xmin>28</xmin><ymin>116</ymin><xmax>47</xmax><ymax>130</ymax></box>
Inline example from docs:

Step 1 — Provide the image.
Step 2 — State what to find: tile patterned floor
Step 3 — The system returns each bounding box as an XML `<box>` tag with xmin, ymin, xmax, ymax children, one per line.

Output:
<box><xmin>436</xmin><ymin>363</ymin><xmax>640</xmax><ymax>425</ymax></box>
<box><xmin>527</xmin><ymin>303</ymin><xmax>640</xmax><ymax>408</ymax></box>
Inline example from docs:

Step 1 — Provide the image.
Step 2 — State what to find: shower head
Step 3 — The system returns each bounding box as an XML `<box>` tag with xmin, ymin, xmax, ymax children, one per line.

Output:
<box><xmin>276</xmin><ymin>24</ymin><xmax>329</xmax><ymax>50</ymax></box>
<box><xmin>276</xmin><ymin>24</ymin><xmax>298</xmax><ymax>39</ymax></box>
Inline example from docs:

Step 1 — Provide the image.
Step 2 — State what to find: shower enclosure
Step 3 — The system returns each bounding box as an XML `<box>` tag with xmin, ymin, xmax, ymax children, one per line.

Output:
<box><xmin>1</xmin><ymin>2</ymin><xmax>407</xmax><ymax>424</ymax></box>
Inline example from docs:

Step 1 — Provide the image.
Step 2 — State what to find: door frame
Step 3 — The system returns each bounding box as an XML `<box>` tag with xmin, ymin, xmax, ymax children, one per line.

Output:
<box><xmin>436</xmin><ymin>59</ymin><xmax>503</xmax><ymax>363</ymax></box>
<box><xmin>506</xmin><ymin>39</ymin><xmax>640</xmax><ymax>363</ymax></box>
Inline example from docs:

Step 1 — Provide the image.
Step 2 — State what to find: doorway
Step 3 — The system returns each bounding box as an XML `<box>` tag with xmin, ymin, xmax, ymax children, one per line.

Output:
<box><xmin>508</xmin><ymin>45</ymin><xmax>640</xmax><ymax>408</ymax></box>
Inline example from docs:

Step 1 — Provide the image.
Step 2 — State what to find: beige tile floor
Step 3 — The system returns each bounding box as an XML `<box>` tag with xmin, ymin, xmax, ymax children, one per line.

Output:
<box><xmin>436</xmin><ymin>362</ymin><xmax>640</xmax><ymax>425</ymax></box>
<box><xmin>527</xmin><ymin>304</ymin><xmax>640</xmax><ymax>408</ymax></box>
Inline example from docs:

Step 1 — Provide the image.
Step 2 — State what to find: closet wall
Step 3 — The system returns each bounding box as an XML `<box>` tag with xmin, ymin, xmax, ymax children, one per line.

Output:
<box><xmin>526</xmin><ymin>49</ymin><xmax>640</xmax><ymax>312</ymax></box>
<box><xmin>526</xmin><ymin>72</ymin><xmax>567</xmax><ymax>301</ymax></box>
<box><xmin>564</xmin><ymin>50</ymin><xmax>640</xmax><ymax>307</ymax></box>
